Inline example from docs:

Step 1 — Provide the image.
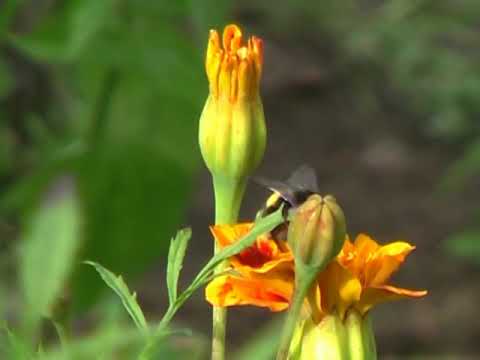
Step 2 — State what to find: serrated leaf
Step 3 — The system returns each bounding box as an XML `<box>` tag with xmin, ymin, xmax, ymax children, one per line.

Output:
<box><xmin>20</xmin><ymin>177</ymin><xmax>81</xmax><ymax>327</ymax></box>
<box><xmin>85</xmin><ymin>261</ymin><xmax>148</xmax><ymax>333</ymax></box>
<box><xmin>166</xmin><ymin>228</ymin><xmax>191</xmax><ymax>305</ymax></box>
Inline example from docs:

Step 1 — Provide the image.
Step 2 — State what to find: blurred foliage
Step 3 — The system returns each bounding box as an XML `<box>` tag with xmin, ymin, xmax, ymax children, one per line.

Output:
<box><xmin>0</xmin><ymin>0</ymin><xmax>230</xmax><ymax>311</ymax></box>
<box><xmin>0</xmin><ymin>0</ymin><xmax>229</xmax><ymax>358</ymax></box>
<box><xmin>20</xmin><ymin>178</ymin><xmax>80</xmax><ymax>333</ymax></box>
<box><xmin>251</xmin><ymin>0</ymin><xmax>480</xmax><ymax>141</ymax></box>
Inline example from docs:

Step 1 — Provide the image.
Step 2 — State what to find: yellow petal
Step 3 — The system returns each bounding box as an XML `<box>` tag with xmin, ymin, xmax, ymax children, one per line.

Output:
<box><xmin>356</xmin><ymin>285</ymin><xmax>428</xmax><ymax>315</ymax></box>
<box><xmin>317</xmin><ymin>262</ymin><xmax>362</xmax><ymax>320</ymax></box>
<box><xmin>205</xmin><ymin>274</ymin><xmax>293</xmax><ymax>312</ymax></box>
<box><xmin>365</xmin><ymin>241</ymin><xmax>415</xmax><ymax>287</ymax></box>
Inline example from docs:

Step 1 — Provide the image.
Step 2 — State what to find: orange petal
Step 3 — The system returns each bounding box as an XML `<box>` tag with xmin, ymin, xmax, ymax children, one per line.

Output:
<box><xmin>232</xmin><ymin>253</ymin><xmax>294</xmax><ymax>276</ymax></box>
<box><xmin>209</xmin><ymin>223</ymin><xmax>253</xmax><ymax>248</ymax></box>
<box><xmin>356</xmin><ymin>285</ymin><xmax>428</xmax><ymax>315</ymax></box>
<box><xmin>340</xmin><ymin>234</ymin><xmax>379</xmax><ymax>278</ymax></box>
<box><xmin>365</xmin><ymin>241</ymin><xmax>415</xmax><ymax>287</ymax></box>
<box><xmin>205</xmin><ymin>275</ymin><xmax>293</xmax><ymax>312</ymax></box>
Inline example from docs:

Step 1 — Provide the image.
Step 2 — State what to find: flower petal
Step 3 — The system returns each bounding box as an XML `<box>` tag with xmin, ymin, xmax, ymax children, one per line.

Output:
<box><xmin>365</xmin><ymin>241</ymin><xmax>415</xmax><ymax>287</ymax></box>
<box><xmin>354</xmin><ymin>234</ymin><xmax>379</xmax><ymax>256</ymax></box>
<box><xmin>339</xmin><ymin>234</ymin><xmax>379</xmax><ymax>279</ymax></box>
<box><xmin>209</xmin><ymin>223</ymin><xmax>253</xmax><ymax>247</ymax></box>
<box><xmin>356</xmin><ymin>285</ymin><xmax>428</xmax><ymax>315</ymax></box>
<box><xmin>205</xmin><ymin>274</ymin><xmax>292</xmax><ymax>312</ymax></box>
<box><xmin>317</xmin><ymin>262</ymin><xmax>362</xmax><ymax>319</ymax></box>
<box><xmin>232</xmin><ymin>251</ymin><xmax>294</xmax><ymax>276</ymax></box>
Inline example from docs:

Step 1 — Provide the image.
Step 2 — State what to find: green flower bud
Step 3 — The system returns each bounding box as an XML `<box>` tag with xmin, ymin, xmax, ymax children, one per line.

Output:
<box><xmin>292</xmin><ymin>309</ymin><xmax>377</xmax><ymax>360</ymax></box>
<box><xmin>199</xmin><ymin>24</ymin><xmax>266</xmax><ymax>180</ymax></box>
<box><xmin>288</xmin><ymin>194</ymin><xmax>347</xmax><ymax>270</ymax></box>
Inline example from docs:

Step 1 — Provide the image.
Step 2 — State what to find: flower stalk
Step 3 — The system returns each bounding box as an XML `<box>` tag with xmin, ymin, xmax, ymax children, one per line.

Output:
<box><xmin>211</xmin><ymin>176</ymin><xmax>246</xmax><ymax>360</ymax></box>
<box><xmin>199</xmin><ymin>24</ymin><xmax>266</xmax><ymax>360</ymax></box>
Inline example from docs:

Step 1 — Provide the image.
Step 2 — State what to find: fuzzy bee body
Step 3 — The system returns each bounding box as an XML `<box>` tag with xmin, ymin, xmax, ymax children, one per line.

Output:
<box><xmin>255</xmin><ymin>165</ymin><xmax>319</xmax><ymax>241</ymax></box>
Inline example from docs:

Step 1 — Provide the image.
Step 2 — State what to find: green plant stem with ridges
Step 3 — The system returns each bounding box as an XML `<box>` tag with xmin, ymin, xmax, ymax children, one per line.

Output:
<box><xmin>276</xmin><ymin>265</ymin><xmax>319</xmax><ymax>360</ymax></box>
<box><xmin>211</xmin><ymin>175</ymin><xmax>246</xmax><ymax>360</ymax></box>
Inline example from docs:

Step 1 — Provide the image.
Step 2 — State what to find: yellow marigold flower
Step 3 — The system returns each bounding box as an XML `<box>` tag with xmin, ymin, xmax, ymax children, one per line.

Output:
<box><xmin>205</xmin><ymin>228</ymin><xmax>427</xmax><ymax>318</ymax></box>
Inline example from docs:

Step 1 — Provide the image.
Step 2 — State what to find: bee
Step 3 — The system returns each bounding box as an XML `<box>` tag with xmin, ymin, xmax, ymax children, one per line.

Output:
<box><xmin>255</xmin><ymin>165</ymin><xmax>319</xmax><ymax>242</ymax></box>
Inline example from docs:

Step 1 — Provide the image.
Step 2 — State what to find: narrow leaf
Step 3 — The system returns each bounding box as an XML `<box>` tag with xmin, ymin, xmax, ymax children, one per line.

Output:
<box><xmin>166</xmin><ymin>228</ymin><xmax>191</xmax><ymax>305</ymax></box>
<box><xmin>85</xmin><ymin>261</ymin><xmax>148</xmax><ymax>333</ymax></box>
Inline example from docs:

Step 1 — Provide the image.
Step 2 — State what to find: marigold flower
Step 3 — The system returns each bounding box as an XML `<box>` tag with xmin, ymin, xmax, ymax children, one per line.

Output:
<box><xmin>310</xmin><ymin>234</ymin><xmax>427</xmax><ymax>322</ymax></box>
<box><xmin>199</xmin><ymin>24</ymin><xmax>266</xmax><ymax>180</ymax></box>
<box><xmin>205</xmin><ymin>223</ymin><xmax>294</xmax><ymax>311</ymax></box>
<box><xmin>205</xmin><ymin>228</ymin><xmax>427</xmax><ymax>319</ymax></box>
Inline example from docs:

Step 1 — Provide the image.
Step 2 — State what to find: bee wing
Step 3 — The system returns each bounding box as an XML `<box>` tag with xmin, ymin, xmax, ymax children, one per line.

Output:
<box><xmin>286</xmin><ymin>164</ymin><xmax>319</xmax><ymax>192</ymax></box>
<box><xmin>253</xmin><ymin>176</ymin><xmax>299</xmax><ymax>205</ymax></box>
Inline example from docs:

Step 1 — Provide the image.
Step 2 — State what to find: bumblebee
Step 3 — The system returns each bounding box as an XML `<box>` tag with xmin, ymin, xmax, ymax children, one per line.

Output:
<box><xmin>255</xmin><ymin>165</ymin><xmax>319</xmax><ymax>241</ymax></box>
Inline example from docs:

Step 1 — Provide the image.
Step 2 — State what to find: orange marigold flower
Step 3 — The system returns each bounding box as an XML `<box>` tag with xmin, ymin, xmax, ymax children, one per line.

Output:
<box><xmin>205</xmin><ymin>223</ymin><xmax>294</xmax><ymax>311</ymax></box>
<box><xmin>205</xmin><ymin>226</ymin><xmax>427</xmax><ymax>319</ymax></box>
<box><xmin>310</xmin><ymin>234</ymin><xmax>427</xmax><ymax>322</ymax></box>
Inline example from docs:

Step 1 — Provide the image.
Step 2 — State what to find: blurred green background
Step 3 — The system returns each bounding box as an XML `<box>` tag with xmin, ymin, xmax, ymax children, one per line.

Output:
<box><xmin>0</xmin><ymin>0</ymin><xmax>479</xmax><ymax>358</ymax></box>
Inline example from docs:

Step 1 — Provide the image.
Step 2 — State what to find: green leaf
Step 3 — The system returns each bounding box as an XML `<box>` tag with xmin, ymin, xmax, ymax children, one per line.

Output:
<box><xmin>85</xmin><ymin>261</ymin><xmax>148</xmax><ymax>333</ymax></box>
<box><xmin>20</xmin><ymin>177</ymin><xmax>81</xmax><ymax>326</ymax></box>
<box><xmin>1</xmin><ymin>325</ymin><xmax>33</xmax><ymax>360</ymax></box>
<box><xmin>166</xmin><ymin>228</ymin><xmax>191</xmax><ymax>305</ymax></box>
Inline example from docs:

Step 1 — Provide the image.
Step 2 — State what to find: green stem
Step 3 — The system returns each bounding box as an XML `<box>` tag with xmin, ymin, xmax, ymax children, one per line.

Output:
<box><xmin>211</xmin><ymin>175</ymin><xmax>246</xmax><ymax>360</ymax></box>
<box><xmin>276</xmin><ymin>268</ymin><xmax>318</xmax><ymax>360</ymax></box>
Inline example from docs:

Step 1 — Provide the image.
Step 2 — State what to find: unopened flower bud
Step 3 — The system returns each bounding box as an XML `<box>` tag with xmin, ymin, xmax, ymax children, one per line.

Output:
<box><xmin>288</xmin><ymin>194</ymin><xmax>346</xmax><ymax>270</ymax></box>
<box><xmin>293</xmin><ymin>309</ymin><xmax>377</xmax><ymax>360</ymax></box>
<box><xmin>199</xmin><ymin>24</ymin><xmax>266</xmax><ymax>179</ymax></box>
